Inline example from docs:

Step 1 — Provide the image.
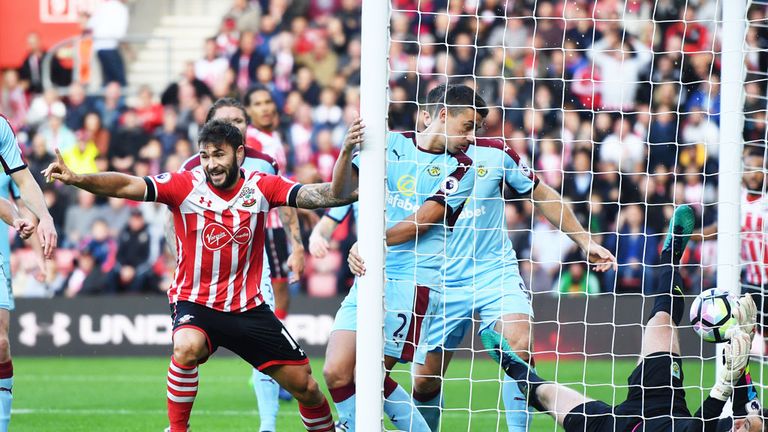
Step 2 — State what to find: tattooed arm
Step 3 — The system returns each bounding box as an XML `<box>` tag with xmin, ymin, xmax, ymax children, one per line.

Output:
<box><xmin>278</xmin><ymin>206</ymin><xmax>305</xmax><ymax>280</ymax></box>
<box><xmin>294</xmin><ymin>183</ymin><xmax>358</xmax><ymax>210</ymax></box>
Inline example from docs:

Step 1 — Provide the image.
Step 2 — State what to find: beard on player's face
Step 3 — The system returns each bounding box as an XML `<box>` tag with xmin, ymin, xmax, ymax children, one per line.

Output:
<box><xmin>205</xmin><ymin>160</ymin><xmax>239</xmax><ymax>189</ymax></box>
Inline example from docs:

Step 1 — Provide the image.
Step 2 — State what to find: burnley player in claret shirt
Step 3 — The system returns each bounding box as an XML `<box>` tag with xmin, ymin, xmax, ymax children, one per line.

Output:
<box><xmin>42</xmin><ymin>120</ymin><xmax>358</xmax><ymax>432</ymax></box>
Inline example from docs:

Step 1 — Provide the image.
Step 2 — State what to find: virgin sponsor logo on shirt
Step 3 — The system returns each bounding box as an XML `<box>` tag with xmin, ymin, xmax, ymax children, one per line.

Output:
<box><xmin>202</xmin><ymin>222</ymin><xmax>252</xmax><ymax>251</ymax></box>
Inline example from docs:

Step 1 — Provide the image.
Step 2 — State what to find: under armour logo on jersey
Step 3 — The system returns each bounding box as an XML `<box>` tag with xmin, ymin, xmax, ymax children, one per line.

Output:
<box><xmin>199</xmin><ymin>196</ymin><xmax>212</xmax><ymax>207</ymax></box>
<box><xmin>18</xmin><ymin>312</ymin><xmax>71</xmax><ymax>347</ymax></box>
<box><xmin>177</xmin><ymin>314</ymin><xmax>194</xmax><ymax>324</ymax></box>
<box><xmin>202</xmin><ymin>222</ymin><xmax>253</xmax><ymax>251</ymax></box>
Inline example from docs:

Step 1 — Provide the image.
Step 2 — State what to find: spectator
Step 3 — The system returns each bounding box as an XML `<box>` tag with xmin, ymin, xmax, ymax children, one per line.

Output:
<box><xmin>80</xmin><ymin>219</ymin><xmax>117</xmax><ymax>273</ymax></box>
<box><xmin>133</xmin><ymin>85</ymin><xmax>164</xmax><ymax>133</ymax></box>
<box><xmin>599</xmin><ymin>117</ymin><xmax>646</xmax><ymax>173</ymax></box>
<box><xmin>215</xmin><ymin>17</ymin><xmax>240</xmax><ymax>58</ymax></box>
<box><xmin>603</xmin><ymin>205</ymin><xmax>659</xmax><ymax>293</ymax></box>
<box><xmin>154</xmin><ymin>108</ymin><xmax>183</xmax><ymax>155</ymax></box>
<box><xmin>682</xmin><ymin>106</ymin><xmax>720</xmax><ymax>160</ymax></box>
<box><xmin>229</xmin><ymin>31</ymin><xmax>264</xmax><ymax>94</ymax></box>
<box><xmin>100</xmin><ymin>197</ymin><xmax>131</xmax><ymax>238</ymax></box>
<box><xmin>87</xmin><ymin>0</ymin><xmax>129</xmax><ymax>86</ymax></box>
<box><xmin>26</xmin><ymin>88</ymin><xmax>61</xmax><ymax>129</ymax></box>
<box><xmin>64</xmin><ymin>83</ymin><xmax>90</xmax><ymax>131</ymax></box>
<box><xmin>93</xmin><ymin>82</ymin><xmax>126</xmax><ymax>132</ymax></box>
<box><xmin>297</xmin><ymin>37</ymin><xmax>339</xmax><ymax>87</ymax></box>
<box><xmin>109</xmin><ymin>209</ymin><xmax>154</xmax><ymax>293</ymax></box>
<box><xmin>195</xmin><ymin>38</ymin><xmax>230</xmax><ymax>90</ymax></box>
<box><xmin>17</xmin><ymin>32</ymin><xmax>45</xmax><ymax>94</ymax></box>
<box><xmin>108</xmin><ymin>109</ymin><xmax>149</xmax><ymax>172</ymax></box>
<box><xmin>64</xmin><ymin>248</ymin><xmax>107</xmax><ymax>297</ymax></box>
<box><xmin>556</xmin><ymin>261</ymin><xmax>601</xmax><ymax>295</ymax></box>
<box><xmin>664</xmin><ymin>6</ymin><xmax>711</xmax><ymax>54</ymax></box>
<box><xmin>227</xmin><ymin>0</ymin><xmax>262</xmax><ymax>33</ymax></box>
<box><xmin>587</xmin><ymin>30</ymin><xmax>653</xmax><ymax>111</ymax></box>
<box><xmin>61</xmin><ymin>130</ymin><xmax>100</xmax><ymax>174</ymax></box>
<box><xmin>38</xmin><ymin>102</ymin><xmax>77</xmax><ymax>153</ymax></box>
<box><xmin>294</xmin><ymin>65</ymin><xmax>321</xmax><ymax>105</ymax></box>
<box><xmin>0</xmin><ymin>70</ymin><xmax>28</xmax><ymax>128</ymax></box>
<box><xmin>64</xmin><ymin>191</ymin><xmax>105</xmax><ymax>246</ymax></box>
<box><xmin>647</xmin><ymin>105</ymin><xmax>679</xmax><ymax>169</ymax></box>
<box><xmin>312</xmin><ymin>128</ymin><xmax>340</xmax><ymax>181</ymax></box>
<box><xmin>312</xmin><ymin>87</ymin><xmax>343</xmax><ymax>128</ymax></box>
<box><xmin>26</xmin><ymin>134</ymin><xmax>55</xmax><ymax>187</ymax></box>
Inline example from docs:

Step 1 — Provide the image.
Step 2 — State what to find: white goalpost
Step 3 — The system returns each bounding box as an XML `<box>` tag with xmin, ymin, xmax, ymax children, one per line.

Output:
<box><xmin>356</xmin><ymin>1</ymin><xmax>389</xmax><ymax>431</ymax></box>
<box><xmin>353</xmin><ymin>0</ymin><xmax>760</xmax><ymax>430</ymax></box>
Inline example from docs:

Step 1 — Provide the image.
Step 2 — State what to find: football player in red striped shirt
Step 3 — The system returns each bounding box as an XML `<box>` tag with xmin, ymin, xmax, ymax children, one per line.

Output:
<box><xmin>43</xmin><ymin>120</ymin><xmax>359</xmax><ymax>432</ymax></box>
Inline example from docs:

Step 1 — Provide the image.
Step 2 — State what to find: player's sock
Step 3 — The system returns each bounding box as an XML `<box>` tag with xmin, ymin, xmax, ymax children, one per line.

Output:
<box><xmin>0</xmin><ymin>360</ymin><xmax>12</xmax><ymax>432</ymax></box>
<box><xmin>481</xmin><ymin>329</ymin><xmax>548</xmax><ymax>412</ymax></box>
<box><xmin>167</xmin><ymin>357</ymin><xmax>198</xmax><ymax>432</ymax></box>
<box><xmin>252</xmin><ymin>368</ymin><xmax>279</xmax><ymax>432</ymax></box>
<box><xmin>502</xmin><ymin>373</ymin><xmax>534</xmax><ymax>430</ymax></box>
<box><xmin>328</xmin><ymin>383</ymin><xmax>355</xmax><ymax>431</ymax></box>
<box><xmin>384</xmin><ymin>374</ymin><xmax>431</xmax><ymax>432</ymax></box>
<box><xmin>412</xmin><ymin>388</ymin><xmax>442</xmax><ymax>431</ymax></box>
<box><xmin>298</xmin><ymin>398</ymin><xmax>334</xmax><ymax>432</ymax></box>
<box><xmin>649</xmin><ymin>266</ymin><xmax>685</xmax><ymax>326</ymax></box>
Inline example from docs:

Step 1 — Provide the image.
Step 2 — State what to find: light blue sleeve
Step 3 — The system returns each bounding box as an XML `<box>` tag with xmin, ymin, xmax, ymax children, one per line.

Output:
<box><xmin>503</xmin><ymin>150</ymin><xmax>537</xmax><ymax>195</ymax></box>
<box><xmin>326</xmin><ymin>204</ymin><xmax>352</xmax><ymax>223</ymax></box>
<box><xmin>0</xmin><ymin>117</ymin><xmax>25</xmax><ymax>174</ymax></box>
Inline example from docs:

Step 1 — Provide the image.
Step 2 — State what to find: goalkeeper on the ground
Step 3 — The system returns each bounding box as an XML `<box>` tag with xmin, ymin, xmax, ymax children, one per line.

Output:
<box><xmin>483</xmin><ymin>205</ymin><xmax>765</xmax><ymax>432</ymax></box>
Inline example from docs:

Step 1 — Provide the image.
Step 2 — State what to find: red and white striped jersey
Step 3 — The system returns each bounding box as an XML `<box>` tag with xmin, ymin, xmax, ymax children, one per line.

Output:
<box><xmin>144</xmin><ymin>169</ymin><xmax>301</xmax><ymax>312</ymax></box>
<box><xmin>246</xmin><ymin>126</ymin><xmax>288</xmax><ymax>229</ymax></box>
<box><xmin>741</xmin><ymin>190</ymin><xmax>768</xmax><ymax>287</ymax></box>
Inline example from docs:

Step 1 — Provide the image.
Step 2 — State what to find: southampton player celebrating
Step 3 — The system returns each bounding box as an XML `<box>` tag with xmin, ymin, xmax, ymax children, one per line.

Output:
<box><xmin>175</xmin><ymin>97</ymin><xmax>292</xmax><ymax>432</ymax></box>
<box><xmin>0</xmin><ymin>114</ymin><xmax>57</xmax><ymax>432</ymax></box>
<box><xmin>43</xmin><ymin>121</ymin><xmax>355</xmax><ymax>432</ymax></box>
<box><xmin>411</xmin><ymin>124</ymin><xmax>615</xmax><ymax>428</ymax></box>
<box><xmin>323</xmin><ymin>84</ymin><xmax>483</xmax><ymax>431</ymax></box>
<box><xmin>488</xmin><ymin>205</ymin><xmax>765</xmax><ymax>432</ymax></box>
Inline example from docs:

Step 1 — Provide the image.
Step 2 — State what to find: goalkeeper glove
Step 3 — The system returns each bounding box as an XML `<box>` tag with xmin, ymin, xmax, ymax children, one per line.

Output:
<box><xmin>710</xmin><ymin>329</ymin><xmax>751</xmax><ymax>401</ymax></box>
<box><xmin>732</xmin><ymin>293</ymin><xmax>758</xmax><ymax>342</ymax></box>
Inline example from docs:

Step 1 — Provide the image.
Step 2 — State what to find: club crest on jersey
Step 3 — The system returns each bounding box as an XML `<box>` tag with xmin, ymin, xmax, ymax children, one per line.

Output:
<box><xmin>440</xmin><ymin>176</ymin><xmax>460</xmax><ymax>194</ymax></box>
<box><xmin>396</xmin><ymin>175</ymin><xmax>416</xmax><ymax>197</ymax></box>
<box><xmin>476</xmin><ymin>165</ymin><xmax>488</xmax><ymax>177</ymax></box>
<box><xmin>177</xmin><ymin>314</ymin><xmax>194</xmax><ymax>324</ymax></box>
<box><xmin>202</xmin><ymin>222</ymin><xmax>252</xmax><ymax>251</ymax></box>
<box><xmin>239</xmin><ymin>186</ymin><xmax>257</xmax><ymax>207</ymax></box>
<box><xmin>154</xmin><ymin>173</ymin><xmax>171</xmax><ymax>184</ymax></box>
<box><xmin>427</xmin><ymin>165</ymin><xmax>441</xmax><ymax>176</ymax></box>
<box><xmin>519</xmin><ymin>160</ymin><xmax>532</xmax><ymax>177</ymax></box>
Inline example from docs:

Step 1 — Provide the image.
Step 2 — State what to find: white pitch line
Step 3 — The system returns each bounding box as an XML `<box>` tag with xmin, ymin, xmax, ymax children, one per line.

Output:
<box><xmin>11</xmin><ymin>408</ymin><xmax>504</xmax><ymax>419</ymax></box>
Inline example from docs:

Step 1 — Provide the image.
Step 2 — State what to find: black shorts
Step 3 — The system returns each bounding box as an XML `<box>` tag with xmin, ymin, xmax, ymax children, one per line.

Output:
<box><xmin>264</xmin><ymin>228</ymin><xmax>290</xmax><ymax>281</ymax></box>
<box><xmin>563</xmin><ymin>353</ymin><xmax>690</xmax><ymax>432</ymax></box>
<box><xmin>171</xmin><ymin>301</ymin><xmax>308</xmax><ymax>370</ymax></box>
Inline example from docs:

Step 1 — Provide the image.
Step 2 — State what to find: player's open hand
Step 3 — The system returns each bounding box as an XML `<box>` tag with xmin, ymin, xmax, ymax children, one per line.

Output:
<box><xmin>342</xmin><ymin>117</ymin><xmax>365</xmax><ymax>153</ymax></box>
<box><xmin>733</xmin><ymin>293</ymin><xmax>758</xmax><ymax>341</ymax></box>
<box><xmin>585</xmin><ymin>240</ymin><xmax>616</xmax><ymax>272</ymax></box>
<box><xmin>287</xmin><ymin>249</ymin><xmax>305</xmax><ymax>283</ymax></box>
<box><xmin>12</xmin><ymin>218</ymin><xmax>35</xmax><ymax>240</ymax></box>
<box><xmin>41</xmin><ymin>149</ymin><xmax>76</xmax><ymax>185</ymax></box>
<box><xmin>36</xmin><ymin>216</ymin><xmax>58</xmax><ymax>259</ymax></box>
<box><xmin>348</xmin><ymin>242</ymin><xmax>365</xmax><ymax>276</ymax></box>
<box><xmin>309</xmin><ymin>234</ymin><xmax>330</xmax><ymax>258</ymax></box>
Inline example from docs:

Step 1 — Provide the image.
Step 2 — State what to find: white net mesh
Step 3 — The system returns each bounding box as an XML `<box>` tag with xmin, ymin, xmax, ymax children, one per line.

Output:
<box><xmin>373</xmin><ymin>0</ymin><xmax>760</xmax><ymax>430</ymax></box>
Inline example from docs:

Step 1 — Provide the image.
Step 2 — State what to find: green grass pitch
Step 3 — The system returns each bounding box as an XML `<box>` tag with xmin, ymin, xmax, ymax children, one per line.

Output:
<box><xmin>10</xmin><ymin>356</ymin><xmax>726</xmax><ymax>431</ymax></box>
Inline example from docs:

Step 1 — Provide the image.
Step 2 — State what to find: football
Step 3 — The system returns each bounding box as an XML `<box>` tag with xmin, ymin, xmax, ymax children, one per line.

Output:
<box><xmin>690</xmin><ymin>288</ymin><xmax>739</xmax><ymax>343</ymax></box>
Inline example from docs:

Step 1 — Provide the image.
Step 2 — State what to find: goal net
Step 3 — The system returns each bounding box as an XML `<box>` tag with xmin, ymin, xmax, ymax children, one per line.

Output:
<box><xmin>356</xmin><ymin>0</ymin><xmax>757</xmax><ymax>430</ymax></box>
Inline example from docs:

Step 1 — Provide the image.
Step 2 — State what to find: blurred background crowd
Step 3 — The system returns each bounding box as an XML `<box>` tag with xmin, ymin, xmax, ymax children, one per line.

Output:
<box><xmin>0</xmin><ymin>0</ymin><xmax>760</xmax><ymax>298</ymax></box>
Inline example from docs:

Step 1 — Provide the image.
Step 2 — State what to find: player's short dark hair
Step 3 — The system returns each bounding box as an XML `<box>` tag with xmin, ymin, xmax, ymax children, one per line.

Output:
<box><xmin>205</xmin><ymin>98</ymin><xmax>249</xmax><ymax>125</ymax></box>
<box><xmin>198</xmin><ymin>120</ymin><xmax>243</xmax><ymax>151</ymax></box>
<box><xmin>424</xmin><ymin>83</ymin><xmax>489</xmax><ymax>120</ymax></box>
<box><xmin>243</xmin><ymin>84</ymin><xmax>273</xmax><ymax>106</ymax></box>
<box><xmin>744</xmin><ymin>144</ymin><xmax>766</xmax><ymax>160</ymax></box>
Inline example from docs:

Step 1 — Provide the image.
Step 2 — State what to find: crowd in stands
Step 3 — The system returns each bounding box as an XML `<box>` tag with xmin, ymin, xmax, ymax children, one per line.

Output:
<box><xmin>0</xmin><ymin>0</ymin><xmax>758</xmax><ymax>297</ymax></box>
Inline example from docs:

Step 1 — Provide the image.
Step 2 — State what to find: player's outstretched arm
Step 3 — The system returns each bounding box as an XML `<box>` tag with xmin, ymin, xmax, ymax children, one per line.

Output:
<box><xmin>385</xmin><ymin>200</ymin><xmax>445</xmax><ymax>246</ymax></box>
<box><xmin>309</xmin><ymin>216</ymin><xmax>340</xmax><ymax>258</ymax></box>
<box><xmin>330</xmin><ymin>117</ymin><xmax>363</xmax><ymax>200</ymax></box>
<box><xmin>43</xmin><ymin>149</ymin><xmax>147</xmax><ymax>201</ymax></box>
<box><xmin>294</xmin><ymin>183</ymin><xmax>357</xmax><ymax>209</ymax></box>
<box><xmin>531</xmin><ymin>181</ymin><xmax>616</xmax><ymax>272</ymax></box>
